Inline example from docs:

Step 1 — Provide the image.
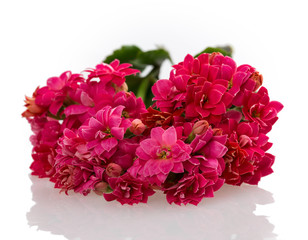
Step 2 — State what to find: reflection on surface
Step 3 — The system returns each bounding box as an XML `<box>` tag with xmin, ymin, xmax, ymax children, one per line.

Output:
<box><xmin>27</xmin><ymin>175</ymin><xmax>276</xmax><ymax>240</ymax></box>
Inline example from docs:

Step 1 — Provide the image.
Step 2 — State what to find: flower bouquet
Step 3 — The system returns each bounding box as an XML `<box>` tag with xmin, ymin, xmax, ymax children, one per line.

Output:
<box><xmin>22</xmin><ymin>45</ymin><xmax>283</xmax><ymax>205</ymax></box>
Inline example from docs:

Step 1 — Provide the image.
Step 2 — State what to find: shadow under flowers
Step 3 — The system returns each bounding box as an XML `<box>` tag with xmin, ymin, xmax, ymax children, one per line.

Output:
<box><xmin>27</xmin><ymin>175</ymin><xmax>276</xmax><ymax>240</ymax></box>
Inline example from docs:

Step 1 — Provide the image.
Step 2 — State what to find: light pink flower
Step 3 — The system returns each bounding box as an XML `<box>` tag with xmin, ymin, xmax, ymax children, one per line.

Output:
<box><xmin>242</xmin><ymin>87</ymin><xmax>283</xmax><ymax>133</ymax></box>
<box><xmin>78</xmin><ymin>105</ymin><xmax>131</xmax><ymax>160</ymax></box>
<box><xmin>129</xmin><ymin>127</ymin><xmax>192</xmax><ymax>186</ymax></box>
<box><xmin>104</xmin><ymin>173</ymin><xmax>155</xmax><ymax>205</ymax></box>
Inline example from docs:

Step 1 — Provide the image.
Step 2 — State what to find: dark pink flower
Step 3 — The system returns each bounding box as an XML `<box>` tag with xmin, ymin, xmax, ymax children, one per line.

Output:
<box><xmin>51</xmin><ymin>156</ymin><xmax>105</xmax><ymax>195</ymax></box>
<box><xmin>173</xmin><ymin>53</ymin><xmax>237</xmax><ymax>83</ymax></box>
<box><xmin>103</xmin><ymin>173</ymin><xmax>155</xmax><ymax>205</ymax></box>
<box><xmin>164</xmin><ymin>172</ymin><xmax>224</xmax><ymax>206</ymax></box>
<box><xmin>240</xmin><ymin>153</ymin><xmax>275</xmax><ymax>185</ymax></box>
<box><xmin>110</xmin><ymin>137</ymin><xmax>140</xmax><ymax>170</ymax></box>
<box><xmin>184</xmin><ymin>126</ymin><xmax>227</xmax><ymax>175</ymax></box>
<box><xmin>230</xmin><ymin>65</ymin><xmax>263</xmax><ymax>106</ymax></box>
<box><xmin>242</xmin><ymin>87</ymin><xmax>283</xmax><ymax>133</ymax></box>
<box><xmin>30</xmin><ymin>144</ymin><xmax>56</xmax><ymax>178</ymax></box>
<box><xmin>219</xmin><ymin>119</ymin><xmax>274</xmax><ymax>185</ymax></box>
<box><xmin>129</xmin><ymin>127</ymin><xmax>192</xmax><ymax>186</ymax></box>
<box><xmin>185</xmin><ymin>79</ymin><xmax>233</xmax><ymax>123</ymax></box>
<box><xmin>113</xmin><ymin>91</ymin><xmax>147</xmax><ymax>119</ymax></box>
<box><xmin>35</xmin><ymin>71</ymin><xmax>85</xmax><ymax>115</ymax></box>
<box><xmin>152</xmin><ymin>73</ymin><xmax>190</xmax><ymax>112</ymax></box>
<box><xmin>78</xmin><ymin>105</ymin><xmax>131</xmax><ymax>160</ymax></box>
<box><xmin>86</xmin><ymin>59</ymin><xmax>139</xmax><ymax>87</ymax></box>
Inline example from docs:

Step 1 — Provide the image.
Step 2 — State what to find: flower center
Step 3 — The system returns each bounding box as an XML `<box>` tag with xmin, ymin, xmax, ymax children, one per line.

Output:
<box><xmin>157</xmin><ymin>147</ymin><xmax>171</xmax><ymax>159</ymax></box>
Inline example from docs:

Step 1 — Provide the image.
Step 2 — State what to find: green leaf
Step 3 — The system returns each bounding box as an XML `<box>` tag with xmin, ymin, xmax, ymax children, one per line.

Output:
<box><xmin>103</xmin><ymin>45</ymin><xmax>172</xmax><ymax>108</ymax></box>
<box><xmin>104</xmin><ymin>45</ymin><xmax>145</xmax><ymax>70</ymax></box>
<box><xmin>133</xmin><ymin>48</ymin><xmax>172</xmax><ymax>67</ymax></box>
<box><xmin>195</xmin><ymin>45</ymin><xmax>233</xmax><ymax>58</ymax></box>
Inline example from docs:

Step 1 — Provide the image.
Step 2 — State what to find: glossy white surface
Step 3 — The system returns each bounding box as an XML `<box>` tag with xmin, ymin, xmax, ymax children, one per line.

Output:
<box><xmin>1</xmin><ymin>1</ymin><xmax>307</xmax><ymax>239</ymax></box>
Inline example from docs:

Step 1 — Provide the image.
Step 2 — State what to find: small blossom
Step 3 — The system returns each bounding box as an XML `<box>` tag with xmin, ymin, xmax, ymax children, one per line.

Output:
<box><xmin>103</xmin><ymin>173</ymin><xmax>155</xmax><ymax>205</ymax></box>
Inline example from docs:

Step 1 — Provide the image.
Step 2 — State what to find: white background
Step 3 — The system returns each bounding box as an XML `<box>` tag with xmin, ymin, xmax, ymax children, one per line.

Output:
<box><xmin>1</xmin><ymin>1</ymin><xmax>307</xmax><ymax>239</ymax></box>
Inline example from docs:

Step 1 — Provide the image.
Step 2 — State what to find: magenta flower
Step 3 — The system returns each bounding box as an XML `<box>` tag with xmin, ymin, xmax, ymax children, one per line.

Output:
<box><xmin>152</xmin><ymin>73</ymin><xmax>190</xmax><ymax>112</ymax></box>
<box><xmin>219</xmin><ymin>119</ymin><xmax>274</xmax><ymax>185</ymax></box>
<box><xmin>110</xmin><ymin>137</ymin><xmax>140</xmax><ymax>170</ymax></box>
<box><xmin>130</xmin><ymin>127</ymin><xmax>192</xmax><ymax>186</ymax></box>
<box><xmin>103</xmin><ymin>173</ymin><xmax>155</xmax><ymax>205</ymax></box>
<box><xmin>51</xmin><ymin>157</ymin><xmax>105</xmax><ymax>195</ymax></box>
<box><xmin>173</xmin><ymin>53</ymin><xmax>237</xmax><ymax>82</ymax></box>
<box><xmin>86</xmin><ymin>59</ymin><xmax>139</xmax><ymax>87</ymax></box>
<box><xmin>78</xmin><ymin>105</ymin><xmax>131</xmax><ymax>160</ymax></box>
<box><xmin>184</xmin><ymin>126</ymin><xmax>227</xmax><ymax>175</ymax></box>
<box><xmin>185</xmin><ymin>79</ymin><xmax>233</xmax><ymax>123</ymax></box>
<box><xmin>30</xmin><ymin>144</ymin><xmax>56</xmax><ymax>178</ymax></box>
<box><xmin>113</xmin><ymin>91</ymin><xmax>147</xmax><ymax>119</ymax></box>
<box><xmin>164</xmin><ymin>172</ymin><xmax>224</xmax><ymax>206</ymax></box>
<box><xmin>35</xmin><ymin>71</ymin><xmax>85</xmax><ymax>115</ymax></box>
<box><xmin>242</xmin><ymin>87</ymin><xmax>283</xmax><ymax>133</ymax></box>
<box><xmin>230</xmin><ymin>64</ymin><xmax>263</xmax><ymax>106</ymax></box>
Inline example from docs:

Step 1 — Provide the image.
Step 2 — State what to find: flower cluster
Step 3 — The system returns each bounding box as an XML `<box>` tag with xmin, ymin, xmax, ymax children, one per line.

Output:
<box><xmin>23</xmin><ymin>52</ymin><xmax>283</xmax><ymax>205</ymax></box>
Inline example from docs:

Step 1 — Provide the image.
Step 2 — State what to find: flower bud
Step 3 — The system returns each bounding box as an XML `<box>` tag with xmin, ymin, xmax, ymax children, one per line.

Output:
<box><xmin>106</xmin><ymin>163</ymin><xmax>122</xmax><ymax>177</ymax></box>
<box><xmin>129</xmin><ymin>119</ymin><xmax>146</xmax><ymax>135</ymax></box>
<box><xmin>113</xmin><ymin>82</ymin><xmax>128</xmax><ymax>93</ymax></box>
<box><xmin>250</xmin><ymin>71</ymin><xmax>263</xmax><ymax>90</ymax></box>
<box><xmin>93</xmin><ymin>181</ymin><xmax>108</xmax><ymax>195</ymax></box>
<box><xmin>192</xmin><ymin>120</ymin><xmax>209</xmax><ymax>135</ymax></box>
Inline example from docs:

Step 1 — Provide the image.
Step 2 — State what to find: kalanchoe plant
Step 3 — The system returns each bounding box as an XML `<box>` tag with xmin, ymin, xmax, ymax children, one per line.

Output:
<box><xmin>22</xmin><ymin>45</ymin><xmax>283</xmax><ymax>205</ymax></box>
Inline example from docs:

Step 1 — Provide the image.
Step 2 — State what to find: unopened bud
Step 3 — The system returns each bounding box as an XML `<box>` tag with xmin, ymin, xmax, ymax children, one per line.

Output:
<box><xmin>192</xmin><ymin>120</ymin><xmax>209</xmax><ymax>135</ymax></box>
<box><xmin>94</xmin><ymin>181</ymin><xmax>108</xmax><ymax>195</ymax></box>
<box><xmin>106</xmin><ymin>163</ymin><xmax>122</xmax><ymax>177</ymax></box>
<box><xmin>113</xmin><ymin>82</ymin><xmax>128</xmax><ymax>93</ymax></box>
<box><xmin>129</xmin><ymin>119</ymin><xmax>146</xmax><ymax>135</ymax></box>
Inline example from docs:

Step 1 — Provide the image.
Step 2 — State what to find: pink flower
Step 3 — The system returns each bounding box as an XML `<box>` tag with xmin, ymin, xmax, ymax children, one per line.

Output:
<box><xmin>86</xmin><ymin>59</ymin><xmax>139</xmax><ymax>87</ymax></box>
<box><xmin>113</xmin><ymin>91</ymin><xmax>147</xmax><ymax>119</ymax></box>
<box><xmin>22</xmin><ymin>87</ymin><xmax>47</xmax><ymax>118</ymax></box>
<box><xmin>152</xmin><ymin>73</ymin><xmax>190</xmax><ymax>112</ymax></box>
<box><xmin>35</xmin><ymin>71</ymin><xmax>85</xmax><ymax>115</ymax></box>
<box><xmin>110</xmin><ymin>137</ymin><xmax>140</xmax><ymax>170</ymax></box>
<box><xmin>164</xmin><ymin>172</ymin><xmax>224</xmax><ymax>206</ymax></box>
<box><xmin>51</xmin><ymin>157</ymin><xmax>105</xmax><ymax>195</ymax></box>
<box><xmin>240</xmin><ymin>153</ymin><xmax>275</xmax><ymax>185</ymax></box>
<box><xmin>30</xmin><ymin>144</ymin><xmax>56</xmax><ymax>178</ymax></box>
<box><xmin>129</xmin><ymin>127</ymin><xmax>192</xmax><ymax>186</ymax></box>
<box><xmin>185</xmin><ymin>79</ymin><xmax>233</xmax><ymax>123</ymax></box>
<box><xmin>184</xmin><ymin>126</ymin><xmax>227</xmax><ymax>175</ymax></box>
<box><xmin>242</xmin><ymin>87</ymin><xmax>283</xmax><ymax>133</ymax></box>
<box><xmin>173</xmin><ymin>53</ymin><xmax>237</xmax><ymax>81</ymax></box>
<box><xmin>103</xmin><ymin>173</ymin><xmax>155</xmax><ymax>205</ymax></box>
<box><xmin>78</xmin><ymin>105</ymin><xmax>131</xmax><ymax>160</ymax></box>
<box><xmin>230</xmin><ymin>65</ymin><xmax>263</xmax><ymax>106</ymax></box>
<box><xmin>219</xmin><ymin>119</ymin><xmax>274</xmax><ymax>185</ymax></box>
